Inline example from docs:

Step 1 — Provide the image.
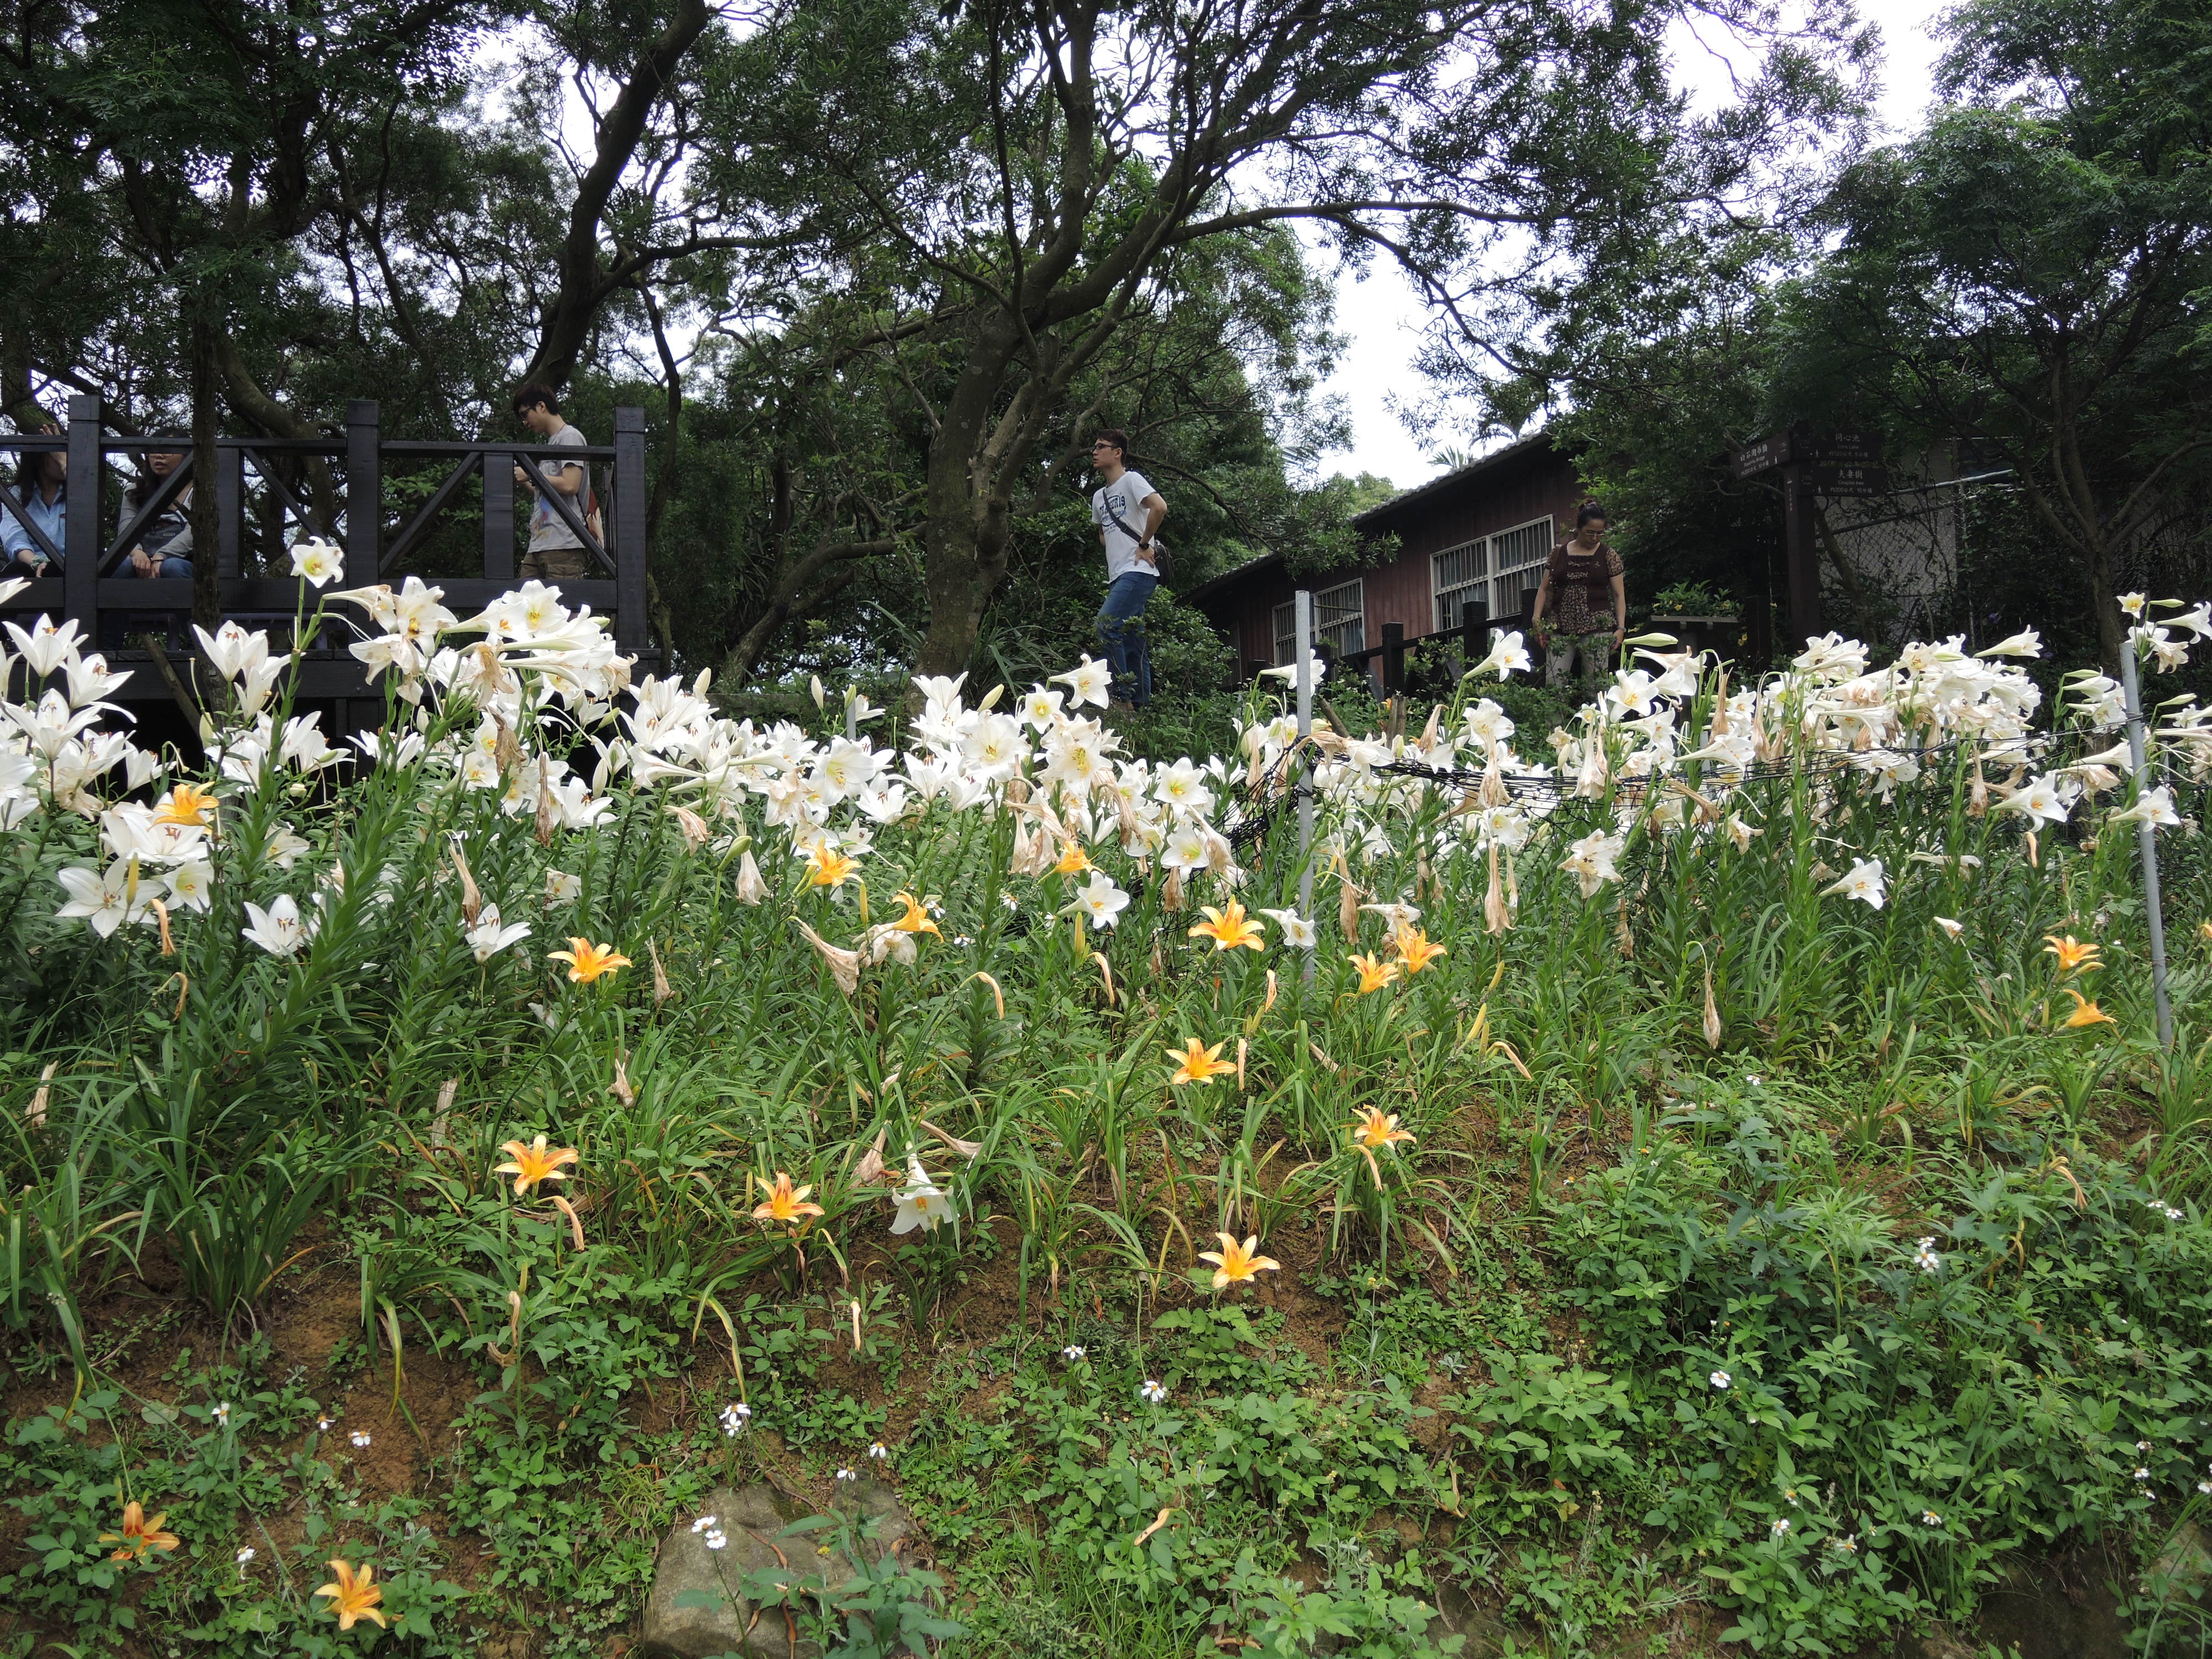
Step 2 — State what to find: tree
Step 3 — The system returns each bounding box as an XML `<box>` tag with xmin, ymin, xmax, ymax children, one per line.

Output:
<box><xmin>1778</xmin><ymin>0</ymin><xmax>2212</xmax><ymax>666</ymax></box>
<box><xmin>700</xmin><ymin>0</ymin><xmax>1864</xmax><ymax>680</ymax></box>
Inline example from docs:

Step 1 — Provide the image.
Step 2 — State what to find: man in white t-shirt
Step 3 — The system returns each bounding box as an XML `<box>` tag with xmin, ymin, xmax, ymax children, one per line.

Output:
<box><xmin>1088</xmin><ymin>427</ymin><xmax>1168</xmax><ymax>710</ymax></box>
<box><xmin>509</xmin><ymin>381</ymin><xmax>593</xmax><ymax>582</ymax></box>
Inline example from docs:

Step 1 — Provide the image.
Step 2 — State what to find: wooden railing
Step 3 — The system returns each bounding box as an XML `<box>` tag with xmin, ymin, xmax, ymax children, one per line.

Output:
<box><xmin>0</xmin><ymin>395</ymin><xmax>651</xmax><ymax>703</ymax></box>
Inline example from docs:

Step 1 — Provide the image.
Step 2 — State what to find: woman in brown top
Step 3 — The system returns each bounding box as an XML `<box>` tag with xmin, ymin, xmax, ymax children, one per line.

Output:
<box><xmin>1530</xmin><ymin>500</ymin><xmax>1625</xmax><ymax>694</ymax></box>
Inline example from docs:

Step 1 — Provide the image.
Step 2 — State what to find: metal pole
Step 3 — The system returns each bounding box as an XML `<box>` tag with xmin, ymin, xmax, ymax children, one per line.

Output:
<box><xmin>2118</xmin><ymin>638</ymin><xmax>2173</xmax><ymax>1050</ymax></box>
<box><xmin>1295</xmin><ymin>588</ymin><xmax>1314</xmax><ymax>978</ymax></box>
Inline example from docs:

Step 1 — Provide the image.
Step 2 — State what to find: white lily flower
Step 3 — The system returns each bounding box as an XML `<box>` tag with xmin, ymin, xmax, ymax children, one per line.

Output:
<box><xmin>890</xmin><ymin>1157</ymin><xmax>950</xmax><ymax>1235</ymax></box>
<box><xmin>290</xmin><ymin>539</ymin><xmax>343</xmax><ymax>586</ymax></box>
<box><xmin>1469</xmin><ymin>630</ymin><xmax>1532</xmax><ymax>681</ymax></box>
<box><xmin>1064</xmin><ymin>870</ymin><xmax>1130</xmax><ymax>930</ymax></box>
<box><xmin>1820</xmin><ymin>857</ymin><xmax>1887</xmax><ymax>910</ymax></box>
<box><xmin>1975</xmin><ymin>629</ymin><xmax>2042</xmax><ymax>659</ymax></box>
<box><xmin>240</xmin><ymin>894</ymin><xmax>315</xmax><ymax>957</ymax></box>
<box><xmin>2108</xmin><ymin>785</ymin><xmax>2181</xmax><ymax>830</ymax></box>
<box><xmin>56</xmin><ymin>858</ymin><xmax>158</xmax><ymax>937</ymax></box>
<box><xmin>1259</xmin><ymin>907</ymin><xmax>1317</xmax><ymax>948</ymax></box>
<box><xmin>1051</xmin><ymin>655</ymin><xmax>1113</xmax><ymax>708</ymax></box>
<box><xmin>465</xmin><ymin>903</ymin><xmax>531</xmax><ymax>963</ymax></box>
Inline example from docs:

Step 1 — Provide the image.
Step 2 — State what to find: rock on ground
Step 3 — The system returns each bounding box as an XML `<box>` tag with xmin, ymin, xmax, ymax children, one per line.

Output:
<box><xmin>639</xmin><ymin>1478</ymin><xmax>914</xmax><ymax>1659</ymax></box>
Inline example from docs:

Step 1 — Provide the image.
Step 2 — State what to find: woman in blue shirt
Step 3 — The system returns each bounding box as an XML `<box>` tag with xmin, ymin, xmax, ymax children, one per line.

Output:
<box><xmin>1</xmin><ymin>431</ymin><xmax>66</xmax><ymax>578</ymax></box>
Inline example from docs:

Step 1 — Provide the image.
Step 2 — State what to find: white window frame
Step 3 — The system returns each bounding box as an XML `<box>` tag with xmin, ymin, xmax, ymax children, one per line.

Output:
<box><xmin>1275</xmin><ymin>580</ymin><xmax>1367</xmax><ymax>663</ymax></box>
<box><xmin>1432</xmin><ymin>539</ymin><xmax>1488</xmax><ymax>634</ymax></box>
<box><xmin>1486</xmin><ymin>515</ymin><xmax>1556</xmax><ymax>618</ymax></box>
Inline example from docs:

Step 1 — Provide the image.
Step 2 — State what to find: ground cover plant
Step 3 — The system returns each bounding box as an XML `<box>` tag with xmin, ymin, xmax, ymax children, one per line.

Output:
<box><xmin>2</xmin><ymin>564</ymin><xmax>2211</xmax><ymax>1657</ymax></box>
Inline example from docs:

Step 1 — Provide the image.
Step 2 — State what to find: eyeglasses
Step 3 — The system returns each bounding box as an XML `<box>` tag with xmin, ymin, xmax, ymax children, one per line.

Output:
<box><xmin>1091</xmin><ymin>442</ymin><xmax>1117</xmax><ymax>451</ymax></box>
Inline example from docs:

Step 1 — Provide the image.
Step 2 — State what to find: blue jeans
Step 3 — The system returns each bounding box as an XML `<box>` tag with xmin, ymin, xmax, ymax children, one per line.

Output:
<box><xmin>1095</xmin><ymin>571</ymin><xmax>1157</xmax><ymax>706</ymax></box>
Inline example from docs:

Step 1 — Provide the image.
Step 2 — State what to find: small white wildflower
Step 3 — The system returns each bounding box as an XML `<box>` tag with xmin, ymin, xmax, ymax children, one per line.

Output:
<box><xmin>2198</xmin><ymin>1479</ymin><xmax>2212</xmax><ymax>1496</ymax></box>
<box><xmin>1746</xmin><ymin>1075</ymin><xmax>1762</xmax><ymax>1087</ymax></box>
<box><xmin>316</xmin><ymin>1416</ymin><xmax>333</xmax><ymax>1433</ymax></box>
<box><xmin>1922</xmin><ymin>1510</ymin><xmax>1941</xmax><ymax>1526</ymax></box>
<box><xmin>1063</xmin><ymin>1345</ymin><xmax>1087</xmax><ymax>1363</ymax></box>
<box><xmin>1772</xmin><ymin>1519</ymin><xmax>1792</xmax><ymax>1537</ymax></box>
<box><xmin>236</xmin><ymin>1547</ymin><xmax>255</xmax><ymax>1564</ymax></box>
<box><xmin>350</xmin><ymin>1431</ymin><xmax>372</xmax><ymax>1449</ymax></box>
<box><xmin>704</xmin><ymin>1528</ymin><xmax>728</xmax><ymax>1551</ymax></box>
<box><xmin>690</xmin><ymin>1515</ymin><xmax>719</xmax><ymax>1535</ymax></box>
<box><xmin>1140</xmin><ymin>1379</ymin><xmax>1168</xmax><ymax>1405</ymax></box>
<box><xmin>213</xmin><ymin>1401</ymin><xmax>232</xmax><ymax>1426</ymax></box>
<box><xmin>952</xmin><ymin>934</ymin><xmax>974</xmax><ymax>947</ymax></box>
<box><xmin>1783</xmin><ymin>1488</ymin><xmax>1800</xmax><ymax>1507</ymax></box>
<box><xmin>719</xmin><ymin>1402</ymin><xmax>753</xmax><ymax>1437</ymax></box>
<box><xmin>868</xmin><ymin>1442</ymin><xmax>888</xmax><ymax>1461</ymax></box>
<box><xmin>2138</xmin><ymin>1440</ymin><xmax>2153</xmax><ymax>1452</ymax></box>
<box><xmin>1710</xmin><ymin>1370</ymin><xmax>1731</xmax><ymax>1390</ymax></box>
<box><xmin>1000</xmin><ymin>893</ymin><xmax>1019</xmax><ymax>911</ymax></box>
<box><xmin>1832</xmin><ymin>1535</ymin><xmax>1858</xmax><ymax>1554</ymax></box>
<box><xmin>2135</xmin><ymin>1467</ymin><xmax>2152</xmax><ymax>1481</ymax></box>
<box><xmin>836</xmin><ymin>1467</ymin><xmax>857</xmax><ymax>1483</ymax></box>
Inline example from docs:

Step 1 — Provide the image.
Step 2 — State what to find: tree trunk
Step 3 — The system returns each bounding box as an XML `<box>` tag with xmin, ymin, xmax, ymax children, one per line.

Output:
<box><xmin>2089</xmin><ymin>535</ymin><xmax>2126</xmax><ymax>674</ymax></box>
<box><xmin>913</xmin><ymin>326</ymin><xmax>1021</xmax><ymax>679</ymax></box>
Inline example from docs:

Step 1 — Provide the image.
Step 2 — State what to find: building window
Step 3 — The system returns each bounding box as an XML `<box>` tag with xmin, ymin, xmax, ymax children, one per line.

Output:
<box><xmin>1487</xmin><ymin>516</ymin><xmax>1554</xmax><ymax>619</ymax></box>
<box><xmin>1315</xmin><ymin>579</ymin><xmax>1364</xmax><ymax>658</ymax></box>
<box><xmin>1273</xmin><ymin>581</ymin><xmax>1366</xmax><ymax>663</ymax></box>
<box><xmin>1432</xmin><ymin>540</ymin><xmax>1488</xmax><ymax>634</ymax></box>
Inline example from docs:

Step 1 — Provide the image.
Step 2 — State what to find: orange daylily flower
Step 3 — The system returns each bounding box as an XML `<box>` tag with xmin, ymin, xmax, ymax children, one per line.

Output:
<box><xmin>752</xmin><ymin>1171</ymin><xmax>825</xmax><ymax>1228</ymax></box>
<box><xmin>890</xmin><ymin>891</ymin><xmax>941</xmax><ymax>937</ymax></box>
<box><xmin>2060</xmin><ymin>989</ymin><xmax>2115</xmax><ymax>1029</ymax></box>
<box><xmin>1166</xmin><ymin>1037</ymin><xmax>1234</xmax><ymax>1086</ymax></box>
<box><xmin>1348</xmin><ymin>952</ymin><xmax>1399</xmax><ymax>994</ymax></box>
<box><xmin>2042</xmin><ymin>935</ymin><xmax>2101</xmax><ymax>974</ymax></box>
<box><xmin>806</xmin><ymin>846</ymin><xmax>859</xmax><ymax>888</ymax></box>
<box><xmin>1392</xmin><ymin>927</ymin><xmax>1448</xmax><ymax>975</ymax></box>
<box><xmin>314</xmin><ymin>1559</ymin><xmax>388</xmax><ymax>1630</ymax></box>
<box><xmin>1350</xmin><ymin>1107</ymin><xmax>1415</xmax><ymax>1151</ymax></box>
<box><xmin>549</xmin><ymin>937</ymin><xmax>632</xmax><ymax>983</ymax></box>
<box><xmin>1188</xmin><ymin>899</ymin><xmax>1264</xmax><ymax>952</ymax></box>
<box><xmin>150</xmin><ymin>781</ymin><xmax>218</xmax><ymax>829</ymax></box>
<box><xmin>1198</xmin><ymin>1232</ymin><xmax>1281</xmax><ymax>1291</ymax></box>
<box><xmin>494</xmin><ymin>1135</ymin><xmax>579</xmax><ymax>1197</ymax></box>
<box><xmin>1052</xmin><ymin>841</ymin><xmax>1093</xmax><ymax>877</ymax></box>
<box><xmin>100</xmin><ymin>1500</ymin><xmax>179</xmax><ymax>1563</ymax></box>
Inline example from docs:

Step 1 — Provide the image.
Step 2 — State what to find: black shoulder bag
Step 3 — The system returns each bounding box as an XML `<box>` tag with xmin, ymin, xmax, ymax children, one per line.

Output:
<box><xmin>1104</xmin><ymin>504</ymin><xmax>1172</xmax><ymax>582</ymax></box>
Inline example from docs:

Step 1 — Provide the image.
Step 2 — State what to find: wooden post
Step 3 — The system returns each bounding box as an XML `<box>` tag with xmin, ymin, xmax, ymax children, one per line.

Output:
<box><xmin>216</xmin><ymin>442</ymin><xmax>243</xmax><ymax>577</ymax></box>
<box><xmin>1381</xmin><ymin>620</ymin><xmax>1405</xmax><ymax>694</ymax></box>
<box><xmin>63</xmin><ymin>395</ymin><xmax>100</xmax><ymax>638</ymax></box>
<box><xmin>612</xmin><ymin>406</ymin><xmax>648</xmax><ymax>654</ymax></box>
<box><xmin>482</xmin><ymin>450</ymin><xmax>514</xmax><ymax>581</ymax></box>
<box><xmin>1783</xmin><ymin>455</ymin><xmax>1820</xmax><ymax>648</ymax></box>
<box><xmin>1460</xmin><ymin>598</ymin><xmax>1486</xmax><ymax>668</ymax></box>
<box><xmin>345</xmin><ymin>400</ymin><xmax>379</xmax><ymax>586</ymax></box>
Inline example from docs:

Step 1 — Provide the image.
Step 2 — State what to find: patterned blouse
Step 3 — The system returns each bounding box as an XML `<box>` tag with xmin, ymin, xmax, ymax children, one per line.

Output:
<box><xmin>1544</xmin><ymin>540</ymin><xmax>1624</xmax><ymax>636</ymax></box>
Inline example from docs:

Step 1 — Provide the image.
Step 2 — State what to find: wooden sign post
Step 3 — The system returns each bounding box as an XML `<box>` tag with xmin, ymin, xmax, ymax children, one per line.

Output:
<box><xmin>1732</xmin><ymin>426</ymin><xmax>1885</xmax><ymax>654</ymax></box>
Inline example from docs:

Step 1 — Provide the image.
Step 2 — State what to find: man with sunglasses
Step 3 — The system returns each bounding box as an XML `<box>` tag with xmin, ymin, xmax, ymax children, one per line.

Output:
<box><xmin>1089</xmin><ymin>428</ymin><xmax>1168</xmax><ymax>711</ymax></box>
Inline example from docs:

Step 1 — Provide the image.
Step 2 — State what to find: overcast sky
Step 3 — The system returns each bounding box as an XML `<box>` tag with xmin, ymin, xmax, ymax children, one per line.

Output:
<box><xmin>1313</xmin><ymin>0</ymin><xmax>1952</xmax><ymax>488</ymax></box>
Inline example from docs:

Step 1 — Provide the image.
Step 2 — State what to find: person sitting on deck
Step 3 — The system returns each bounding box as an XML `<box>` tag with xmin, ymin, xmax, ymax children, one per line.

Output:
<box><xmin>1</xmin><ymin>425</ymin><xmax>65</xmax><ymax>579</ymax></box>
<box><xmin>117</xmin><ymin>434</ymin><xmax>196</xmax><ymax>578</ymax></box>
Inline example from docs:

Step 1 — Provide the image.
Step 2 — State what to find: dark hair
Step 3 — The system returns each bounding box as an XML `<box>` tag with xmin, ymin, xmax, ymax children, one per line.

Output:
<box><xmin>511</xmin><ymin>381</ymin><xmax>562</xmax><ymax>416</ymax></box>
<box><xmin>1575</xmin><ymin>498</ymin><xmax>1608</xmax><ymax>528</ymax></box>
<box><xmin>1092</xmin><ymin>427</ymin><xmax>1129</xmax><ymax>458</ymax></box>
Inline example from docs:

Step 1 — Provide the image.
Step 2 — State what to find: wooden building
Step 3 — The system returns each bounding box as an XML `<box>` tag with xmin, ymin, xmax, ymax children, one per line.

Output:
<box><xmin>1185</xmin><ymin>432</ymin><xmax>1587</xmax><ymax>684</ymax></box>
